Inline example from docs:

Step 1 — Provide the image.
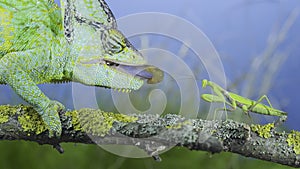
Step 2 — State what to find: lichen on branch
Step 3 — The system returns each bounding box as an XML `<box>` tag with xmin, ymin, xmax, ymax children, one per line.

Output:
<box><xmin>0</xmin><ymin>105</ymin><xmax>300</xmax><ymax>168</ymax></box>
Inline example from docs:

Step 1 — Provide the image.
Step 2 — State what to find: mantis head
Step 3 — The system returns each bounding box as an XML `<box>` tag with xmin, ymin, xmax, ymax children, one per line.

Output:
<box><xmin>202</xmin><ymin>79</ymin><xmax>208</xmax><ymax>88</ymax></box>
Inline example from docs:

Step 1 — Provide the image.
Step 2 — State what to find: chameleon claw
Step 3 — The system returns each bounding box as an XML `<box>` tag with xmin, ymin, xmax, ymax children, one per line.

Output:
<box><xmin>39</xmin><ymin>100</ymin><xmax>64</xmax><ymax>137</ymax></box>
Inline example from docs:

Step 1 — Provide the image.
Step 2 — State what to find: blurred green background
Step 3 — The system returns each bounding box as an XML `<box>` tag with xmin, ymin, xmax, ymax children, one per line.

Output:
<box><xmin>0</xmin><ymin>141</ymin><xmax>293</xmax><ymax>169</ymax></box>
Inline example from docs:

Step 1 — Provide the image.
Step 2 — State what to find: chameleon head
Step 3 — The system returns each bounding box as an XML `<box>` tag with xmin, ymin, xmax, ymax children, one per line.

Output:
<box><xmin>72</xmin><ymin>28</ymin><xmax>155</xmax><ymax>91</ymax></box>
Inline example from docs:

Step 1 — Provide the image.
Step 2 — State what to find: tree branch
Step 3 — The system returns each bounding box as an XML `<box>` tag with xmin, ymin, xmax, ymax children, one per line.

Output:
<box><xmin>0</xmin><ymin>105</ymin><xmax>299</xmax><ymax>167</ymax></box>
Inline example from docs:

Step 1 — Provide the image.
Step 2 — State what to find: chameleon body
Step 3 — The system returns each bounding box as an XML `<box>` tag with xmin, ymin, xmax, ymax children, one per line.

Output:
<box><xmin>0</xmin><ymin>0</ymin><xmax>158</xmax><ymax>136</ymax></box>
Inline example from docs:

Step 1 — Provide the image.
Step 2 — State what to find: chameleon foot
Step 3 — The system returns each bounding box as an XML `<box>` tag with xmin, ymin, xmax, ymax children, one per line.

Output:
<box><xmin>38</xmin><ymin>100</ymin><xmax>65</xmax><ymax>137</ymax></box>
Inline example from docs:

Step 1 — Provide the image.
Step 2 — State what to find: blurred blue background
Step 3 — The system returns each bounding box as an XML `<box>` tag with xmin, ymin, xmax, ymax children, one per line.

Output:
<box><xmin>108</xmin><ymin>0</ymin><xmax>300</xmax><ymax>129</ymax></box>
<box><xmin>0</xmin><ymin>0</ymin><xmax>299</xmax><ymax>168</ymax></box>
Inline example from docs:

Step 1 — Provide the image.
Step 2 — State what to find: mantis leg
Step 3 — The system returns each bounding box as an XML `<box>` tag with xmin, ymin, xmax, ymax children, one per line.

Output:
<box><xmin>248</xmin><ymin>95</ymin><xmax>273</xmax><ymax>111</ymax></box>
<box><xmin>248</xmin><ymin>95</ymin><xmax>287</xmax><ymax>125</ymax></box>
<box><xmin>201</xmin><ymin>94</ymin><xmax>232</xmax><ymax>120</ymax></box>
<box><xmin>213</xmin><ymin>107</ymin><xmax>233</xmax><ymax>120</ymax></box>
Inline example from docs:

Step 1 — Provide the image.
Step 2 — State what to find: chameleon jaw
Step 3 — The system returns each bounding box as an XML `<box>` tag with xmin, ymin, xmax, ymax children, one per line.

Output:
<box><xmin>79</xmin><ymin>58</ymin><xmax>163</xmax><ymax>89</ymax></box>
<box><xmin>101</xmin><ymin>59</ymin><xmax>164</xmax><ymax>84</ymax></box>
<box><xmin>80</xmin><ymin>58</ymin><xmax>155</xmax><ymax>81</ymax></box>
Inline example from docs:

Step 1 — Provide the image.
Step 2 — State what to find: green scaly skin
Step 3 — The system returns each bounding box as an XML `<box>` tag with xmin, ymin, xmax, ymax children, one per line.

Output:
<box><xmin>0</xmin><ymin>0</ymin><xmax>155</xmax><ymax>137</ymax></box>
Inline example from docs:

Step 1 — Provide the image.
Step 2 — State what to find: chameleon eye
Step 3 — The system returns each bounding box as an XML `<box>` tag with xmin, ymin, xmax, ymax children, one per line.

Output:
<box><xmin>104</xmin><ymin>60</ymin><xmax>120</xmax><ymax>67</ymax></box>
<box><xmin>102</xmin><ymin>32</ymin><xmax>124</xmax><ymax>54</ymax></box>
<box><xmin>107</xmin><ymin>39</ymin><xmax>123</xmax><ymax>54</ymax></box>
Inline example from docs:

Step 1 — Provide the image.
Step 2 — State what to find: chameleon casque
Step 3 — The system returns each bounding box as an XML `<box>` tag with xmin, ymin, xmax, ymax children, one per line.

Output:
<box><xmin>0</xmin><ymin>0</ymin><xmax>160</xmax><ymax>137</ymax></box>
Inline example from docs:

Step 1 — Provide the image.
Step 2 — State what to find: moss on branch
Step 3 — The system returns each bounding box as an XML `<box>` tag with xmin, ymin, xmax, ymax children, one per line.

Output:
<box><xmin>0</xmin><ymin>105</ymin><xmax>299</xmax><ymax>167</ymax></box>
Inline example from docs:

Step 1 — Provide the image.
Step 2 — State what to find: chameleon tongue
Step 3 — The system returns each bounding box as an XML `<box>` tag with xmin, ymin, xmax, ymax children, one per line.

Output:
<box><xmin>144</xmin><ymin>66</ymin><xmax>164</xmax><ymax>84</ymax></box>
<box><xmin>137</xmin><ymin>69</ymin><xmax>154</xmax><ymax>79</ymax></box>
<box><xmin>118</xmin><ymin>65</ymin><xmax>164</xmax><ymax>84</ymax></box>
<box><xmin>118</xmin><ymin>65</ymin><xmax>153</xmax><ymax>79</ymax></box>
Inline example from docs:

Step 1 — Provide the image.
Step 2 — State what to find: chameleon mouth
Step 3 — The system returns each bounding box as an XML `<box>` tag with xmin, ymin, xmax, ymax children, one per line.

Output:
<box><xmin>80</xmin><ymin>58</ymin><xmax>163</xmax><ymax>84</ymax></box>
<box><xmin>103</xmin><ymin>59</ymin><xmax>155</xmax><ymax>81</ymax></box>
<box><xmin>117</xmin><ymin>64</ymin><xmax>153</xmax><ymax>80</ymax></box>
<box><xmin>104</xmin><ymin>59</ymin><xmax>164</xmax><ymax>84</ymax></box>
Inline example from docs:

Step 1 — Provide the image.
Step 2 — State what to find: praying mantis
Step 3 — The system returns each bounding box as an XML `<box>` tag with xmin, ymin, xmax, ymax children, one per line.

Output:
<box><xmin>201</xmin><ymin>79</ymin><xmax>287</xmax><ymax>123</ymax></box>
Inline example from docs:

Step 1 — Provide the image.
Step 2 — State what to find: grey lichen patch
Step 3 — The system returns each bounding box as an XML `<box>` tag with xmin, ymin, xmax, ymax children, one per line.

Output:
<box><xmin>251</xmin><ymin>123</ymin><xmax>274</xmax><ymax>138</ymax></box>
<box><xmin>163</xmin><ymin>114</ymin><xmax>187</xmax><ymax>127</ymax></box>
<box><xmin>0</xmin><ymin>105</ymin><xmax>18</xmax><ymax>123</ymax></box>
<box><xmin>17</xmin><ymin>106</ymin><xmax>47</xmax><ymax>135</ymax></box>
<box><xmin>287</xmin><ymin>130</ymin><xmax>300</xmax><ymax>155</ymax></box>
<box><xmin>115</xmin><ymin>113</ymin><xmax>164</xmax><ymax>138</ymax></box>
<box><xmin>66</xmin><ymin>109</ymin><xmax>138</xmax><ymax>137</ymax></box>
<box><xmin>164</xmin><ymin>114</ymin><xmax>196</xmax><ymax>142</ymax></box>
<box><xmin>218</xmin><ymin>120</ymin><xmax>250</xmax><ymax>141</ymax></box>
<box><xmin>163</xmin><ymin>114</ymin><xmax>198</xmax><ymax>143</ymax></box>
<box><xmin>165</xmin><ymin>119</ymin><xmax>192</xmax><ymax>129</ymax></box>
